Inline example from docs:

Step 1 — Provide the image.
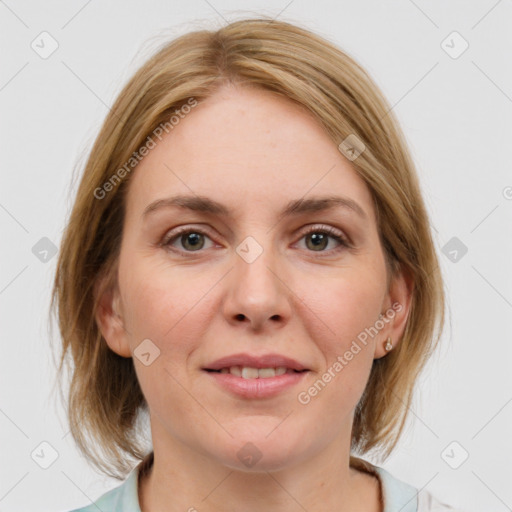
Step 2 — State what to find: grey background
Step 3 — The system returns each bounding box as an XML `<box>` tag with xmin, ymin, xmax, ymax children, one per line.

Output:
<box><xmin>1</xmin><ymin>1</ymin><xmax>511</xmax><ymax>510</ymax></box>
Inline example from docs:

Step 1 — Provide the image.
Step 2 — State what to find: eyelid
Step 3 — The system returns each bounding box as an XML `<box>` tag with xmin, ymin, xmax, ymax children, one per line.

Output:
<box><xmin>299</xmin><ymin>224</ymin><xmax>350</xmax><ymax>245</ymax></box>
<box><xmin>160</xmin><ymin>223</ymin><xmax>351</xmax><ymax>254</ymax></box>
<box><xmin>159</xmin><ymin>224</ymin><xmax>217</xmax><ymax>251</ymax></box>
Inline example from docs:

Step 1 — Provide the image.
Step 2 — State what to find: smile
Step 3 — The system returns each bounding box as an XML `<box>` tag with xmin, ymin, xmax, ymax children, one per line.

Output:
<box><xmin>203</xmin><ymin>368</ymin><xmax>310</xmax><ymax>398</ymax></box>
<box><xmin>205</xmin><ymin>366</ymin><xmax>306</xmax><ymax>378</ymax></box>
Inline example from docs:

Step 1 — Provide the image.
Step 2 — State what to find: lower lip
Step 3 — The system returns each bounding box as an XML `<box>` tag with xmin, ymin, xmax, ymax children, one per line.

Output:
<box><xmin>203</xmin><ymin>370</ymin><xmax>309</xmax><ymax>399</ymax></box>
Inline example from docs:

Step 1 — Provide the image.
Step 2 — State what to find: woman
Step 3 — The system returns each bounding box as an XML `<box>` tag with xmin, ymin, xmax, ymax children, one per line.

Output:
<box><xmin>52</xmin><ymin>17</ymin><xmax>461</xmax><ymax>511</ymax></box>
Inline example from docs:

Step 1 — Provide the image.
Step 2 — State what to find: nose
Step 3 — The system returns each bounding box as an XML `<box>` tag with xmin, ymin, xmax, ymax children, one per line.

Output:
<box><xmin>222</xmin><ymin>240</ymin><xmax>292</xmax><ymax>332</ymax></box>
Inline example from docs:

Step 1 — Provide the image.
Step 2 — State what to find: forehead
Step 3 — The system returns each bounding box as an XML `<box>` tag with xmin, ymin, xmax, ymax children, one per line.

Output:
<box><xmin>124</xmin><ymin>85</ymin><xmax>375</xmax><ymax>224</ymax></box>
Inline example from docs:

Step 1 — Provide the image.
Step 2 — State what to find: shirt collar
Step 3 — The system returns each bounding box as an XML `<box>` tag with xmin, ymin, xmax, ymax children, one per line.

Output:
<box><xmin>120</xmin><ymin>454</ymin><xmax>418</xmax><ymax>512</ymax></box>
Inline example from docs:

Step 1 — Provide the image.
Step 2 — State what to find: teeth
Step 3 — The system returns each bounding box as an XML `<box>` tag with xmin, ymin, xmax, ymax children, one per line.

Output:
<box><xmin>257</xmin><ymin>368</ymin><xmax>276</xmax><ymax>378</ymax></box>
<box><xmin>230</xmin><ymin>366</ymin><xmax>242</xmax><ymax>377</ymax></box>
<box><xmin>220</xmin><ymin>366</ymin><xmax>290</xmax><ymax>378</ymax></box>
<box><xmin>241</xmin><ymin>367</ymin><xmax>260</xmax><ymax>379</ymax></box>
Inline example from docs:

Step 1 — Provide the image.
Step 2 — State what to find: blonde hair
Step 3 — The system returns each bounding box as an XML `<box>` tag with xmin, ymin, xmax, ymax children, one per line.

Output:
<box><xmin>51</xmin><ymin>17</ymin><xmax>445</xmax><ymax>480</ymax></box>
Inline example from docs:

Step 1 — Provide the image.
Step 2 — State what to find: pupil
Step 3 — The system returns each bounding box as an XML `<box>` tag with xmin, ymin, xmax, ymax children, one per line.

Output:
<box><xmin>308</xmin><ymin>233</ymin><xmax>326</xmax><ymax>250</ymax></box>
<box><xmin>183</xmin><ymin>233</ymin><xmax>203</xmax><ymax>250</ymax></box>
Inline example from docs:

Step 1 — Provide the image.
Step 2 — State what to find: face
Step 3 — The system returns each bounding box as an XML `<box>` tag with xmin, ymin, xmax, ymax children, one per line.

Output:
<box><xmin>97</xmin><ymin>84</ymin><xmax>410</xmax><ymax>472</ymax></box>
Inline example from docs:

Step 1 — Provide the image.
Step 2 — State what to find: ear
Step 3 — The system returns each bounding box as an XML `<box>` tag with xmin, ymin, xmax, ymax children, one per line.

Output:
<box><xmin>374</xmin><ymin>264</ymin><xmax>413</xmax><ymax>359</ymax></box>
<box><xmin>93</xmin><ymin>270</ymin><xmax>132</xmax><ymax>358</ymax></box>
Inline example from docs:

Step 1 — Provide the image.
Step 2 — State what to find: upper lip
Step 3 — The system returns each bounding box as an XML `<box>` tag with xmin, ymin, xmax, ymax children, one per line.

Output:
<box><xmin>203</xmin><ymin>353</ymin><xmax>309</xmax><ymax>371</ymax></box>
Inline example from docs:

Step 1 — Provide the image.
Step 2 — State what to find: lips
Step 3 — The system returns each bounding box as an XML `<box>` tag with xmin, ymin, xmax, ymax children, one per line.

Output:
<box><xmin>203</xmin><ymin>353</ymin><xmax>309</xmax><ymax>372</ymax></box>
<box><xmin>203</xmin><ymin>353</ymin><xmax>310</xmax><ymax>398</ymax></box>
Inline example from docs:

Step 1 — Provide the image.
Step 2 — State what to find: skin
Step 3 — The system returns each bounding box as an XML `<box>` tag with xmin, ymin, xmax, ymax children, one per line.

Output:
<box><xmin>96</xmin><ymin>83</ymin><xmax>412</xmax><ymax>512</ymax></box>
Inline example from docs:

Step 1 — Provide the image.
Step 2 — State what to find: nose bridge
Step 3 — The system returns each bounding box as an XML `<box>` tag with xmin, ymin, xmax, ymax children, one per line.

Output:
<box><xmin>223</xmin><ymin>229</ymin><xmax>290</xmax><ymax>328</ymax></box>
<box><xmin>235</xmin><ymin>232</ymin><xmax>280</xmax><ymax>299</ymax></box>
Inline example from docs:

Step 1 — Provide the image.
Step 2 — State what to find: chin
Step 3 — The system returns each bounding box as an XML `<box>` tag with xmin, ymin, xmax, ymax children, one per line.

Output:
<box><xmin>210</xmin><ymin>434</ymin><xmax>307</xmax><ymax>473</ymax></box>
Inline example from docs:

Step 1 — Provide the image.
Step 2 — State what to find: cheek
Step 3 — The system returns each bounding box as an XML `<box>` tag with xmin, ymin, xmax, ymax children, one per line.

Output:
<box><xmin>119</xmin><ymin>257</ymin><xmax>216</xmax><ymax>357</ymax></box>
<box><xmin>304</xmin><ymin>267</ymin><xmax>385</xmax><ymax>343</ymax></box>
<box><xmin>119</xmin><ymin>263</ymin><xmax>211</xmax><ymax>414</ymax></box>
<box><xmin>333</xmin><ymin>287</ymin><xmax>382</xmax><ymax>341</ymax></box>
<box><xmin>296</xmin><ymin>268</ymin><xmax>384</xmax><ymax>399</ymax></box>
<box><xmin>120</xmin><ymin>252</ymin><xmax>174</xmax><ymax>330</ymax></box>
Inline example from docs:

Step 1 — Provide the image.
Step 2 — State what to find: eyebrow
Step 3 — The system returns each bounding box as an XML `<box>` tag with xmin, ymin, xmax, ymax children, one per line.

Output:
<box><xmin>142</xmin><ymin>194</ymin><xmax>368</xmax><ymax>221</ymax></box>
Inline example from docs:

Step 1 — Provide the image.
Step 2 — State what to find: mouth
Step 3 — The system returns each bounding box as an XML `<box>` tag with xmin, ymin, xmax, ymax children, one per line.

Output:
<box><xmin>203</xmin><ymin>367</ymin><xmax>309</xmax><ymax>379</ymax></box>
<box><xmin>203</xmin><ymin>352</ymin><xmax>309</xmax><ymax>374</ymax></box>
<box><xmin>201</xmin><ymin>353</ymin><xmax>310</xmax><ymax>398</ymax></box>
<box><xmin>202</xmin><ymin>367</ymin><xmax>310</xmax><ymax>399</ymax></box>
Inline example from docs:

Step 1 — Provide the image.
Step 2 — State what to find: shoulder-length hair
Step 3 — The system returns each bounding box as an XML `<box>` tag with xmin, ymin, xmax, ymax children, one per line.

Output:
<box><xmin>51</xmin><ymin>17</ymin><xmax>445</xmax><ymax>480</ymax></box>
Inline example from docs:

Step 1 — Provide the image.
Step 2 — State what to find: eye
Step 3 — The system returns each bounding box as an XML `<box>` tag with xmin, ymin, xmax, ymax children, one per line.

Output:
<box><xmin>161</xmin><ymin>227</ymin><xmax>215</xmax><ymax>253</ymax></box>
<box><xmin>297</xmin><ymin>225</ymin><xmax>350</xmax><ymax>253</ymax></box>
<box><xmin>160</xmin><ymin>224</ymin><xmax>350</xmax><ymax>255</ymax></box>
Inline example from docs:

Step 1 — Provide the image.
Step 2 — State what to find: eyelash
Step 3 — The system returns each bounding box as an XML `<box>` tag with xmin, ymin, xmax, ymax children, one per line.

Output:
<box><xmin>160</xmin><ymin>224</ymin><xmax>351</xmax><ymax>256</ymax></box>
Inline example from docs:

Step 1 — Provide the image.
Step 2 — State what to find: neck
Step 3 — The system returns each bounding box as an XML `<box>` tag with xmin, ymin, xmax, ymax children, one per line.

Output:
<box><xmin>138</xmin><ymin>425</ymin><xmax>382</xmax><ymax>512</ymax></box>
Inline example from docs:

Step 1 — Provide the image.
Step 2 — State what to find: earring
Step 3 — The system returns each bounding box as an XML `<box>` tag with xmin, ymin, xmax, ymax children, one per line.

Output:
<box><xmin>384</xmin><ymin>337</ymin><xmax>393</xmax><ymax>351</ymax></box>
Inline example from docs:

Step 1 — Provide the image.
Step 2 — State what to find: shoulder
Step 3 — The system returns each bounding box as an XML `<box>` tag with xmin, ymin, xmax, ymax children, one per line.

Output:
<box><xmin>375</xmin><ymin>465</ymin><xmax>464</xmax><ymax>512</ymax></box>
<box><xmin>350</xmin><ymin>457</ymin><xmax>463</xmax><ymax>512</ymax></box>
<box><xmin>65</xmin><ymin>484</ymin><xmax>125</xmax><ymax>512</ymax></box>
<box><xmin>417</xmin><ymin>488</ymin><xmax>466</xmax><ymax>512</ymax></box>
<box><xmin>64</xmin><ymin>465</ymin><xmax>141</xmax><ymax>512</ymax></box>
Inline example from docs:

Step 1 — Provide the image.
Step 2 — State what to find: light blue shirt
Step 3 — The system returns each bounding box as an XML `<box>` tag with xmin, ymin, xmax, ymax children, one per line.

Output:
<box><xmin>67</xmin><ymin>458</ymin><xmax>457</xmax><ymax>512</ymax></box>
